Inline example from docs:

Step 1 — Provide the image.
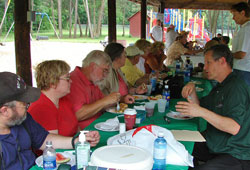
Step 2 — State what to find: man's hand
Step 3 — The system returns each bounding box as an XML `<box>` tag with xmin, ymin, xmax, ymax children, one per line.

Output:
<box><xmin>123</xmin><ymin>94</ymin><xmax>135</xmax><ymax>104</ymax></box>
<box><xmin>103</xmin><ymin>92</ymin><xmax>121</xmax><ymax>105</ymax></box>
<box><xmin>182</xmin><ymin>82</ymin><xmax>195</xmax><ymax>98</ymax></box>
<box><xmin>175</xmin><ymin>98</ymin><xmax>204</xmax><ymax>117</ymax></box>
<box><xmin>85</xmin><ymin>131</ymin><xmax>100</xmax><ymax>147</ymax></box>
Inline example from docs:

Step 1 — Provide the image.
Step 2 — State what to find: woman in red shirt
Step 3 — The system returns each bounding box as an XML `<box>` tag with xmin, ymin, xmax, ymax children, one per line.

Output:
<box><xmin>28</xmin><ymin>60</ymin><xmax>79</xmax><ymax>136</ymax></box>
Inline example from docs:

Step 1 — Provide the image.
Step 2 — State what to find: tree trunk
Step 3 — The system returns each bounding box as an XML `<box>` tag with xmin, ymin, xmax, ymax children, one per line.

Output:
<box><xmin>83</xmin><ymin>0</ymin><xmax>94</xmax><ymax>38</ymax></box>
<box><xmin>221</xmin><ymin>11</ymin><xmax>224</xmax><ymax>35</ymax></box>
<box><xmin>74</xmin><ymin>0</ymin><xmax>78</xmax><ymax>38</ymax></box>
<box><xmin>51</xmin><ymin>0</ymin><xmax>57</xmax><ymax>37</ymax></box>
<box><xmin>69</xmin><ymin>0</ymin><xmax>72</xmax><ymax>38</ymax></box>
<box><xmin>96</xmin><ymin>0</ymin><xmax>105</xmax><ymax>37</ymax></box>
<box><xmin>78</xmin><ymin>16</ymin><xmax>83</xmax><ymax>37</ymax></box>
<box><xmin>122</xmin><ymin>1</ymin><xmax>127</xmax><ymax>36</ymax></box>
<box><xmin>58</xmin><ymin>0</ymin><xmax>63</xmax><ymax>38</ymax></box>
<box><xmin>85</xmin><ymin>22</ymin><xmax>88</xmax><ymax>36</ymax></box>
<box><xmin>93</xmin><ymin>0</ymin><xmax>96</xmax><ymax>37</ymax></box>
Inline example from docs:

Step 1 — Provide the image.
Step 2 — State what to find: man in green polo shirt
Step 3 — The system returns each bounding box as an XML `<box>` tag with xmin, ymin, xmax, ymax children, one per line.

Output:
<box><xmin>176</xmin><ymin>44</ymin><xmax>250</xmax><ymax>169</ymax></box>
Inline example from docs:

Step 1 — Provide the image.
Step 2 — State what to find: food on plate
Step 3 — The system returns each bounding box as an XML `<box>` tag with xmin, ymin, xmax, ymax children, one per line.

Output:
<box><xmin>148</xmin><ymin>95</ymin><xmax>162</xmax><ymax>100</ymax></box>
<box><xmin>133</xmin><ymin>95</ymin><xmax>146</xmax><ymax>100</ymax></box>
<box><xmin>115</xmin><ymin>103</ymin><xmax>128</xmax><ymax>113</ymax></box>
<box><xmin>56</xmin><ymin>153</ymin><xmax>70</xmax><ymax>164</ymax></box>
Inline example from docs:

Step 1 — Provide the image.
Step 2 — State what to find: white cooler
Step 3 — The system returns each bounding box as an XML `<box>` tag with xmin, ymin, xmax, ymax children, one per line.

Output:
<box><xmin>90</xmin><ymin>145</ymin><xmax>153</xmax><ymax>170</ymax></box>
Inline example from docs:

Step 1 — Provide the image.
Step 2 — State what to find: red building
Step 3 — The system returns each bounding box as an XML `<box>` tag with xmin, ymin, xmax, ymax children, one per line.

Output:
<box><xmin>128</xmin><ymin>11</ymin><xmax>151</xmax><ymax>38</ymax></box>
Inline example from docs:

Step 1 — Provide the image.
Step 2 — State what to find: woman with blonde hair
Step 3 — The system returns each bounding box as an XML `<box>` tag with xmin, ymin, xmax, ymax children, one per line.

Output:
<box><xmin>28</xmin><ymin>60</ymin><xmax>79</xmax><ymax>137</ymax></box>
<box><xmin>145</xmin><ymin>41</ymin><xmax>166</xmax><ymax>73</ymax></box>
<box><xmin>135</xmin><ymin>39</ymin><xmax>152</xmax><ymax>73</ymax></box>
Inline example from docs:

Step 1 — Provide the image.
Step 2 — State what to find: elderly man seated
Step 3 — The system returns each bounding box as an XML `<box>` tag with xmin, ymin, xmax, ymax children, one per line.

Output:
<box><xmin>64</xmin><ymin>50</ymin><xmax>120</xmax><ymax>129</ymax></box>
<box><xmin>164</xmin><ymin>33</ymin><xmax>202</xmax><ymax>66</ymax></box>
<box><xmin>176</xmin><ymin>45</ymin><xmax>250</xmax><ymax>169</ymax></box>
<box><xmin>121</xmin><ymin>45</ymin><xmax>149</xmax><ymax>87</ymax></box>
<box><xmin>0</xmin><ymin>72</ymin><xmax>100</xmax><ymax>170</ymax></box>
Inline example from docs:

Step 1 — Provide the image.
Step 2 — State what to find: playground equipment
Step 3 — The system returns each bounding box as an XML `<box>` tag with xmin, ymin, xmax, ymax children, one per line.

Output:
<box><xmin>36</xmin><ymin>12</ymin><xmax>59</xmax><ymax>40</ymax></box>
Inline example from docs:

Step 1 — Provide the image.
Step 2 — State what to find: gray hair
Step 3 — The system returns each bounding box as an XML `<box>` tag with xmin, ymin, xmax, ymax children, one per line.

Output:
<box><xmin>82</xmin><ymin>50</ymin><xmax>111</xmax><ymax>67</ymax></box>
<box><xmin>1</xmin><ymin>101</ymin><xmax>16</xmax><ymax>108</ymax></box>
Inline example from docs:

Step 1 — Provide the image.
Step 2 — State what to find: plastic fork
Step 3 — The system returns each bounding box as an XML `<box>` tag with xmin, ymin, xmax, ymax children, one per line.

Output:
<box><xmin>116</xmin><ymin>102</ymin><xmax>120</xmax><ymax>111</ymax></box>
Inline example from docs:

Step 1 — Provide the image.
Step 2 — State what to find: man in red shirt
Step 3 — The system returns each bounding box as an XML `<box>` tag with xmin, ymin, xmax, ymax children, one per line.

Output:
<box><xmin>65</xmin><ymin>50</ymin><xmax>120</xmax><ymax>129</ymax></box>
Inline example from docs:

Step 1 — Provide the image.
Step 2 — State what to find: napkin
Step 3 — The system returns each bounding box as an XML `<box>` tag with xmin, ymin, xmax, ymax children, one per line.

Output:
<box><xmin>134</xmin><ymin>105</ymin><xmax>146</xmax><ymax>111</ymax></box>
<box><xmin>98</xmin><ymin>117</ymin><xmax>119</xmax><ymax>130</ymax></box>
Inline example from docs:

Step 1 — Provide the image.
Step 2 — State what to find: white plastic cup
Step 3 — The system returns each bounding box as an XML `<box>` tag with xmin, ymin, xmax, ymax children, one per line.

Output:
<box><xmin>119</xmin><ymin>123</ymin><xmax>126</xmax><ymax>134</ymax></box>
<box><xmin>145</xmin><ymin>102</ymin><xmax>155</xmax><ymax>117</ymax></box>
<box><xmin>146</xmin><ymin>85</ymin><xmax>152</xmax><ymax>96</ymax></box>
<box><xmin>157</xmin><ymin>99</ymin><xmax>167</xmax><ymax>113</ymax></box>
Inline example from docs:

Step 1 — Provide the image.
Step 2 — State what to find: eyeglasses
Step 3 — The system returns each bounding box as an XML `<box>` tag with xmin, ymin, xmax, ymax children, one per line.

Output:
<box><xmin>59</xmin><ymin>76</ymin><xmax>71</xmax><ymax>82</ymax></box>
<box><xmin>4</xmin><ymin>102</ymin><xmax>30</xmax><ymax>110</ymax></box>
<box><xmin>97</xmin><ymin>65</ymin><xmax>110</xmax><ymax>75</ymax></box>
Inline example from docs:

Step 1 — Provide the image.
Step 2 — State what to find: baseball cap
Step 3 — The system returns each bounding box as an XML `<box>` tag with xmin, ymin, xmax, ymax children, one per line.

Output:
<box><xmin>125</xmin><ymin>46</ymin><xmax>144</xmax><ymax>57</ymax></box>
<box><xmin>0</xmin><ymin>72</ymin><xmax>41</xmax><ymax>105</ymax></box>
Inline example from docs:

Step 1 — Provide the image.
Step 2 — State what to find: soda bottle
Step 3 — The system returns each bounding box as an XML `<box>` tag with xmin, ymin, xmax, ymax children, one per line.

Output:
<box><xmin>162</xmin><ymin>85</ymin><xmax>170</xmax><ymax>109</ymax></box>
<box><xmin>150</xmin><ymin>70</ymin><xmax>157</xmax><ymax>92</ymax></box>
<box><xmin>43</xmin><ymin>141</ymin><xmax>56</xmax><ymax>170</ymax></box>
<box><xmin>153</xmin><ymin>132</ymin><xmax>167</xmax><ymax>170</ymax></box>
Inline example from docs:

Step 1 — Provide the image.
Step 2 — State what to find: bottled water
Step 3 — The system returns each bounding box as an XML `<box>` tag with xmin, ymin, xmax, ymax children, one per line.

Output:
<box><xmin>175</xmin><ymin>60</ymin><xmax>181</xmax><ymax>75</ymax></box>
<box><xmin>43</xmin><ymin>141</ymin><xmax>56</xmax><ymax>170</ymax></box>
<box><xmin>162</xmin><ymin>85</ymin><xmax>170</xmax><ymax>109</ymax></box>
<box><xmin>150</xmin><ymin>70</ymin><xmax>157</xmax><ymax>92</ymax></box>
<box><xmin>153</xmin><ymin>132</ymin><xmax>167</xmax><ymax>170</ymax></box>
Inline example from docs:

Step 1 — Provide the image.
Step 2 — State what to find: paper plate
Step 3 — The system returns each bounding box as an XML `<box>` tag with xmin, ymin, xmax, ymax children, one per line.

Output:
<box><xmin>166</xmin><ymin>111</ymin><xmax>193</xmax><ymax>120</ymax></box>
<box><xmin>133</xmin><ymin>95</ymin><xmax>148</xmax><ymax>101</ymax></box>
<box><xmin>35</xmin><ymin>151</ymin><xmax>75</xmax><ymax>167</ymax></box>
<box><xmin>94</xmin><ymin>122</ymin><xmax>119</xmax><ymax>132</ymax></box>
<box><xmin>196</xmin><ymin>87</ymin><xmax>204</xmax><ymax>92</ymax></box>
<box><xmin>191</xmin><ymin>80</ymin><xmax>202</xmax><ymax>85</ymax></box>
<box><xmin>106</xmin><ymin>107</ymin><xmax>124</xmax><ymax>114</ymax></box>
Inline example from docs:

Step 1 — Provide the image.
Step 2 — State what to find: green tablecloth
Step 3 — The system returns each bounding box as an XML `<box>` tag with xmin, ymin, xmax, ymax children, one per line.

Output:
<box><xmin>30</xmin><ymin>77</ymin><xmax>212</xmax><ymax>170</ymax></box>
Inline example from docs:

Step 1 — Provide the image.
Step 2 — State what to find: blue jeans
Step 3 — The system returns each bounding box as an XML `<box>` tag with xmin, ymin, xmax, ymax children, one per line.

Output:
<box><xmin>233</xmin><ymin>69</ymin><xmax>250</xmax><ymax>86</ymax></box>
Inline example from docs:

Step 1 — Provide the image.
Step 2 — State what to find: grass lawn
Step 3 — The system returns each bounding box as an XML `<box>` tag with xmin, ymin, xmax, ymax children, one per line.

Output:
<box><xmin>1</xmin><ymin>25</ymin><xmax>144</xmax><ymax>45</ymax></box>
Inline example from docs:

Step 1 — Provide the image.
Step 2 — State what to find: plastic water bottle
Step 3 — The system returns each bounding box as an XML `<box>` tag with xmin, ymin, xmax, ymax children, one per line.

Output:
<box><xmin>153</xmin><ymin>132</ymin><xmax>167</xmax><ymax>170</ymax></box>
<box><xmin>184</xmin><ymin>69</ymin><xmax>191</xmax><ymax>83</ymax></box>
<box><xmin>150</xmin><ymin>70</ymin><xmax>157</xmax><ymax>92</ymax></box>
<box><xmin>175</xmin><ymin>60</ymin><xmax>181</xmax><ymax>75</ymax></box>
<box><xmin>162</xmin><ymin>85</ymin><xmax>170</xmax><ymax>109</ymax></box>
<box><xmin>43</xmin><ymin>141</ymin><xmax>56</xmax><ymax>170</ymax></box>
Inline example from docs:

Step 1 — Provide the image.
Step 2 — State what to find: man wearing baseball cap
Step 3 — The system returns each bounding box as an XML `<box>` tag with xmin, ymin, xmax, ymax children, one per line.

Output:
<box><xmin>121</xmin><ymin>45</ymin><xmax>149</xmax><ymax>87</ymax></box>
<box><xmin>0</xmin><ymin>72</ymin><xmax>100</xmax><ymax>170</ymax></box>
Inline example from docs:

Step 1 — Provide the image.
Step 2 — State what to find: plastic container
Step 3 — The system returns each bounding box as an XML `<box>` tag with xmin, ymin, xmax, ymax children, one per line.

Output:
<box><xmin>150</xmin><ymin>70</ymin><xmax>157</xmax><ymax>92</ymax></box>
<box><xmin>75</xmin><ymin>131</ymin><xmax>90</xmax><ymax>169</ymax></box>
<box><xmin>162</xmin><ymin>85</ymin><xmax>170</xmax><ymax>109</ymax></box>
<box><xmin>153</xmin><ymin>132</ymin><xmax>167</xmax><ymax>170</ymax></box>
<box><xmin>91</xmin><ymin>145</ymin><xmax>153</xmax><ymax>170</ymax></box>
<box><xmin>43</xmin><ymin>141</ymin><xmax>56</xmax><ymax>170</ymax></box>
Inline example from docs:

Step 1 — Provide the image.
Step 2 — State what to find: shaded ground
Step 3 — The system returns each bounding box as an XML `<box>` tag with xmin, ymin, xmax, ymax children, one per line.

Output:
<box><xmin>0</xmin><ymin>41</ymin><xmax>104</xmax><ymax>86</ymax></box>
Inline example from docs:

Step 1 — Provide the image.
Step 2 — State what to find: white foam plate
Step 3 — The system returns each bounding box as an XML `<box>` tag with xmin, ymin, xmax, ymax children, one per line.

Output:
<box><xmin>106</xmin><ymin>107</ymin><xmax>123</xmax><ymax>114</ymax></box>
<box><xmin>166</xmin><ymin>111</ymin><xmax>193</xmax><ymax>120</ymax></box>
<box><xmin>35</xmin><ymin>151</ymin><xmax>75</xmax><ymax>167</ymax></box>
<box><xmin>133</xmin><ymin>95</ymin><xmax>148</xmax><ymax>101</ymax></box>
<box><xmin>196</xmin><ymin>87</ymin><xmax>204</xmax><ymax>92</ymax></box>
<box><xmin>94</xmin><ymin>122</ymin><xmax>119</xmax><ymax>132</ymax></box>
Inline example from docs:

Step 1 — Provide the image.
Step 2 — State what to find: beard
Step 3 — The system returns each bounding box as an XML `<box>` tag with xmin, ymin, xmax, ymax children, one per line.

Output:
<box><xmin>7</xmin><ymin>108</ymin><xmax>27</xmax><ymax>127</ymax></box>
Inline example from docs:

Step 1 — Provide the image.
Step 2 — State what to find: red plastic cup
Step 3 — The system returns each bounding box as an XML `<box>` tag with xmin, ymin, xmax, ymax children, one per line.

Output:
<box><xmin>124</xmin><ymin>108</ymin><xmax>137</xmax><ymax>130</ymax></box>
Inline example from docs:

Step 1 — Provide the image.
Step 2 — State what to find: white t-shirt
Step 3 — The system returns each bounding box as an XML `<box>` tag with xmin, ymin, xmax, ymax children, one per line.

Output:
<box><xmin>232</xmin><ymin>21</ymin><xmax>250</xmax><ymax>72</ymax></box>
<box><xmin>150</xmin><ymin>26</ymin><xmax>163</xmax><ymax>42</ymax></box>
<box><xmin>136</xmin><ymin>57</ymin><xmax>146</xmax><ymax>74</ymax></box>
<box><xmin>165</xmin><ymin>30</ymin><xmax>178</xmax><ymax>52</ymax></box>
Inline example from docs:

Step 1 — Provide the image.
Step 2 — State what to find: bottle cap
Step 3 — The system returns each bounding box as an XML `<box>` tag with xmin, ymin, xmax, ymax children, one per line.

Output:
<box><xmin>164</xmin><ymin>85</ymin><xmax>168</xmax><ymax>89</ymax></box>
<box><xmin>46</xmin><ymin>141</ymin><xmax>52</xmax><ymax>146</ymax></box>
<box><xmin>158</xmin><ymin>132</ymin><xmax>164</xmax><ymax>137</ymax></box>
<box><xmin>79</xmin><ymin>131</ymin><xmax>86</xmax><ymax>142</ymax></box>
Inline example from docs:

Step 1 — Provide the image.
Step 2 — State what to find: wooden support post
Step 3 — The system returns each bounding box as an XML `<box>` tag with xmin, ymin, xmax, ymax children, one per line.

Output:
<box><xmin>108</xmin><ymin>0</ymin><xmax>116</xmax><ymax>43</ymax></box>
<box><xmin>141</xmin><ymin>0</ymin><xmax>147</xmax><ymax>39</ymax></box>
<box><xmin>14</xmin><ymin>0</ymin><xmax>32</xmax><ymax>85</ymax></box>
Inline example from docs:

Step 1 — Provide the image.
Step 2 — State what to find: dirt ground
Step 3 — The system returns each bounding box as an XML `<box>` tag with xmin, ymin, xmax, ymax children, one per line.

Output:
<box><xmin>0</xmin><ymin>41</ymin><xmax>104</xmax><ymax>86</ymax></box>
